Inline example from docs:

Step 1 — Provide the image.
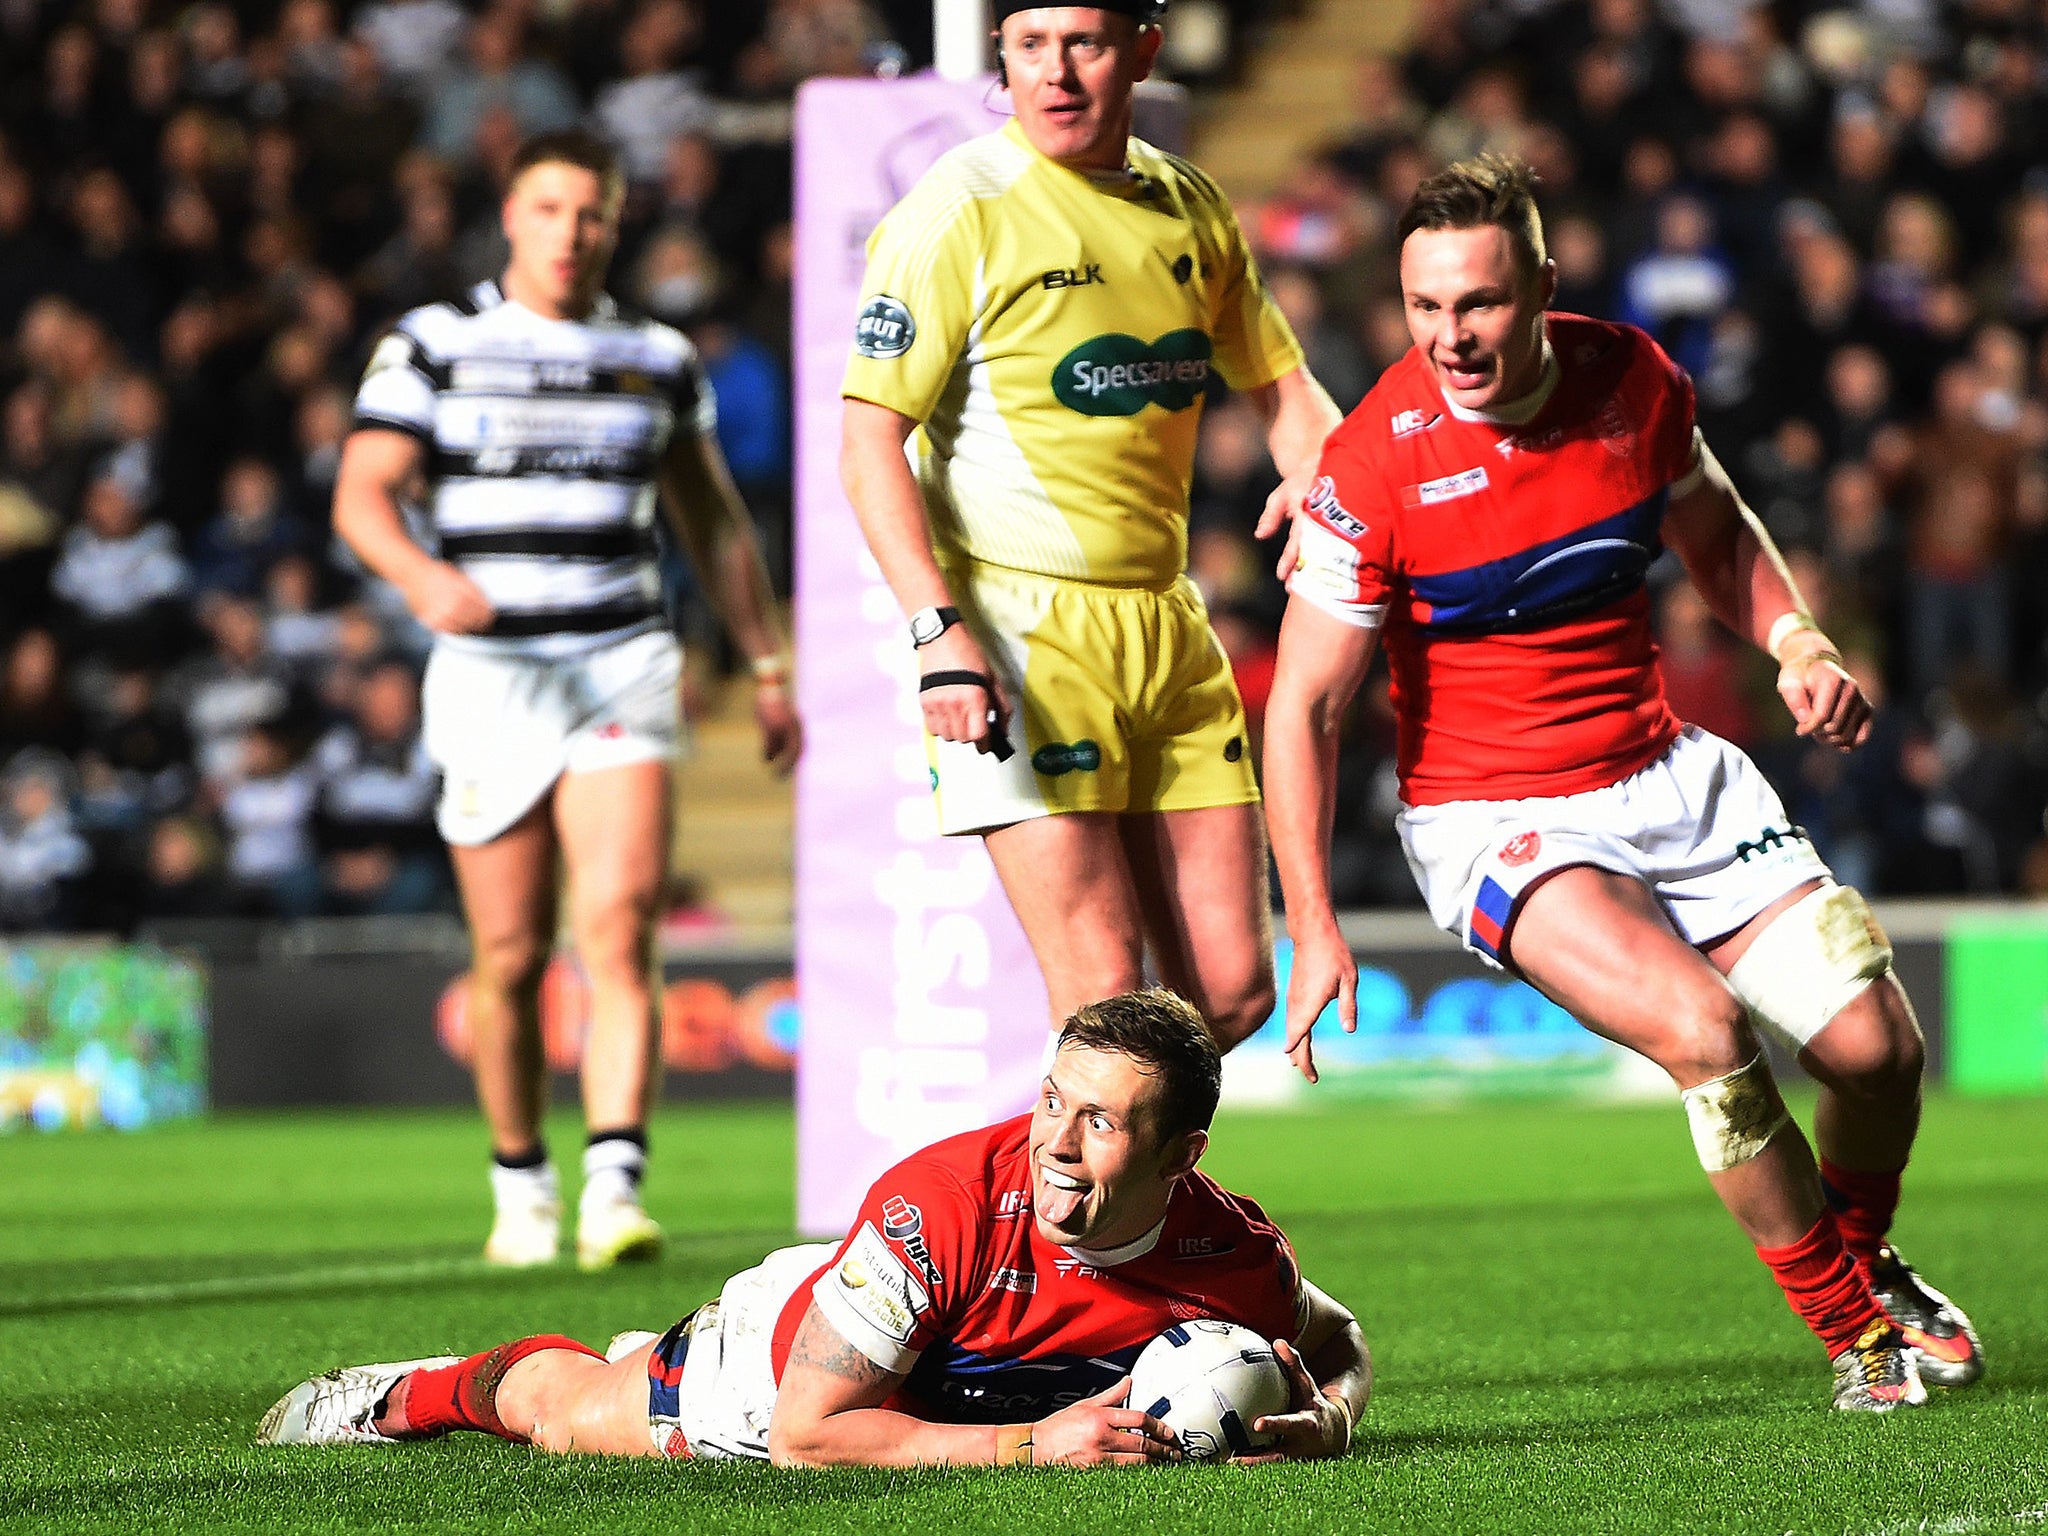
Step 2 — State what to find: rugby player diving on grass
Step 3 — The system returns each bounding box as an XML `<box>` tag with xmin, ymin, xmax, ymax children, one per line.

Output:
<box><xmin>258</xmin><ymin>990</ymin><xmax>1370</xmax><ymax>1466</ymax></box>
<box><xmin>1261</xmin><ymin>154</ymin><xmax>1981</xmax><ymax>1413</ymax></box>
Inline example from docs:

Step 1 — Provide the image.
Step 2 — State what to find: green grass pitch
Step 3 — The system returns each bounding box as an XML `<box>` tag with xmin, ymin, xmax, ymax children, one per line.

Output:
<box><xmin>2</xmin><ymin>1094</ymin><xmax>2043</xmax><ymax>1535</ymax></box>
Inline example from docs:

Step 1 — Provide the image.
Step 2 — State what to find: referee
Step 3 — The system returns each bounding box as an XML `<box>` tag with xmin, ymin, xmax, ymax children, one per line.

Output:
<box><xmin>334</xmin><ymin>130</ymin><xmax>799</xmax><ymax>1270</ymax></box>
<box><xmin>841</xmin><ymin>3</ymin><xmax>1341</xmax><ymax>1046</ymax></box>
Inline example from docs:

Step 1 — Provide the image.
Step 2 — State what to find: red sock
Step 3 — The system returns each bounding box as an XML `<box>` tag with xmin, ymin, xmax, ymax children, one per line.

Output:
<box><xmin>1755</xmin><ymin>1210</ymin><xmax>1886</xmax><ymax>1357</ymax></box>
<box><xmin>390</xmin><ymin>1335</ymin><xmax>603</xmax><ymax>1442</ymax></box>
<box><xmin>1819</xmin><ymin>1158</ymin><xmax>1903</xmax><ymax>1270</ymax></box>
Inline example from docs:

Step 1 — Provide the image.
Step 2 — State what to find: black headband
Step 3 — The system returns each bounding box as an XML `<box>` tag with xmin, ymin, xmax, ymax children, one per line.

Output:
<box><xmin>992</xmin><ymin>2</ymin><xmax>1166</xmax><ymax>24</ymax></box>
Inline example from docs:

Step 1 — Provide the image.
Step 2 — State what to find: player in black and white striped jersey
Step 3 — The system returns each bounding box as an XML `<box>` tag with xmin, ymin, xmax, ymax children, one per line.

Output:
<box><xmin>333</xmin><ymin>130</ymin><xmax>800</xmax><ymax>1272</ymax></box>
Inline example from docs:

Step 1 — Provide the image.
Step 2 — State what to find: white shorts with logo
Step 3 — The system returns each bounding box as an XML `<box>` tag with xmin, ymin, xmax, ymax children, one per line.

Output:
<box><xmin>1398</xmin><ymin>725</ymin><xmax>1832</xmax><ymax>969</ymax></box>
<box><xmin>421</xmin><ymin>628</ymin><xmax>682</xmax><ymax>846</ymax></box>
<box><xmin>647</xmin><ymin>1241</ymin><xmax>834</xmax><ymax>1461</ymax></box>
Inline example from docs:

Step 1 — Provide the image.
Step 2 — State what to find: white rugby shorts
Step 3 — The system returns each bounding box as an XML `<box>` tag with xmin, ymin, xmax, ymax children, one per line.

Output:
<box><xmin>648</xmin><ymin>1241</ymin><xmax>834</xmax><ymax>1461</ymax></box>
<box><xmin>421</xmin><ymin>629</ymin><xmax>682</xmax><ymax>846</ymax></box>
<box><xmin>1399</xmin><ymin>725</ymin><xmax>1832</xmax><ymax>968</ymax></box>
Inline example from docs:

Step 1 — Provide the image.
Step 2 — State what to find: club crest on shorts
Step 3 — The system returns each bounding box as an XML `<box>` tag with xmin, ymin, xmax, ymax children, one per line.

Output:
<box><xmin>1498</xmin><ymin>830</ymin><xmax>1542</xmax><ymax>867</ymax></box>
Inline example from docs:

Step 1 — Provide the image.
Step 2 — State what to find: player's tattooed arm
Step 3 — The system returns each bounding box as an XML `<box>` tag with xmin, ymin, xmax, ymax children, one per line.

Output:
<box><xmin>784</xmin><ymin>1304</ymin><xmax>899</xmax><ymax>1391</ymax></box>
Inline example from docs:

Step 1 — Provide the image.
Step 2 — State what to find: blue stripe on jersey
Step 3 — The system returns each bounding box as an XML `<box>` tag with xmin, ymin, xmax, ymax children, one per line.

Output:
<box><xmin>905</xmin><ymin>1340</ymin><xmax>1144</xmax><ymax>1423</ymax></box>
<box><xmin>1409</xmin><ymin>493</ymin><xmax>1666</xmax><ymax>634</ymax></box>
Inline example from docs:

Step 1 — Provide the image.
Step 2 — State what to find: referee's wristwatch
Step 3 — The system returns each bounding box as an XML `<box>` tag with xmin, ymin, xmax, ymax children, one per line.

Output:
<box><xmin>908</xmin><ymin>605</ymin><xmax>962</xmax><ymax>648</ymax></box>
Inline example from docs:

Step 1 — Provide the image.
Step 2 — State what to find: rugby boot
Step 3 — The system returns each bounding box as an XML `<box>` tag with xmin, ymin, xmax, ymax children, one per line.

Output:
<box><xmin>576</xmin><ymin>1190</ymin><xmax>663</xmax><ymax>1271</ymax></box>
<box><xmin>256</xmin><ymin>1357</ymin><xmax>460</xmax><ymax>1445</ymax></box>
<box><xmin>483</xmin><ymin>1161</ymin><xmax>561</xmax><ymax>1267</ymax></box>
<box><xmin>1830</xmin><ymin>1321</ymin><xmax>1928</xmax><ymax>1412</ymax></box>
<box><xmin>1868</xmin><ymin>1242</ymin><xmax>1983</xmax><ymax>1388</ymax></box>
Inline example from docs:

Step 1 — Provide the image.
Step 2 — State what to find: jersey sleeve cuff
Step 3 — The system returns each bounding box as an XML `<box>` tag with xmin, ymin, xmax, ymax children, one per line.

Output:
<box><xmin>811</xmin><ymin>1278</ymin><xmax>924</xmax><ymax>1376</ymax></box>
<box><xmin>349</xmin><ymin>412</ymin><xmax>434</xmax><ymax>442</ymax></box>
<box><xmin>1285</xmin><ymin>576</ymin><xmax>1387</xmax><ymax>629</ymax></box>
<box><xmin>1668</xmin><ymin>429</ymin><xmax>1708</xmax><ymax>498</ymax></box>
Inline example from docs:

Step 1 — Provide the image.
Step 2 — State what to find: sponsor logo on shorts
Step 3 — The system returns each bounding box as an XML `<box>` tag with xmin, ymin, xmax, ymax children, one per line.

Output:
<box><xmin>854</xmin><ymin>295</ymin><xmax>916</xmax><ymax>359</ymax></box>
<box><xmin>1414</xmin><ymin>466</ymin><xmax>1490</xmax><ymax>505</ymax></box>
<box><xmin>1223</xmin><ymin>736</ymin><xmax>1243</xmax><ymax>763</ymax></box>
<box><xmin>1032</xmin><ymin>740</ymin><xmax>1102</xmax><ymax>776</ymax></box>
<box><xmin>1052</xmin><ymin>330</ymin><xmax>1212</xmax><ymax>416</ymax></box>
<box><xmin>1499</xmin><ymin>830</ymin><xmax>1542</xmax><ymax>867</ymax></box>
<box><xmin>1306</xmin><ymin>475</ymin><xmax>1367</xmax><ymax>539</ymax></box>
<box><xmin>1733</xmin><ymin>825</ymin><xmax>1812</xmax><ymax>863</ymax></box>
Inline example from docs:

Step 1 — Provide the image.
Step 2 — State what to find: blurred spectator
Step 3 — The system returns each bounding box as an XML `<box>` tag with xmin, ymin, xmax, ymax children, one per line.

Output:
<box><xmin>593</xmin><ymin>0</ymin><xmax>713</xmax><ymax>187</ymax></box>
<box><xmin>307</xmin><ymin>657</ymin><xmax>447</xmax><ymax>915</ymax></box>
<box><xmin>214</xmin><ymin>716</ymin><xmax>320</xmax><ymax>917</ymax></box>
<box><xmin>1265</xmin><ymin>267</ymin><xmax>1372</xmax><ymax>412</ymax></box>
<box><xmin>0</xmin><ymin>749</ymin><xmax>91</xmax><ymax>931</ymax></box>
<box><xmin>193</xmin><ymin>458</ymin><xmax>310</xmax><ymax>599</ymax></box>
<box><xmin>266</xmin><ymin>555</ymin><xmax>344</xmax><ymax>685</ymax></box>
<box><xmin>1618</xmin><ymin>193</ymin><xmax>1734</xmax><ymax>377</ymax></box>
<box><xmin>49</xmin><ymin>468</ymin><xmax>191</xmax><ymax>663</ymax></box>
<box><xmin>0</xmin><ymin>630</ymin><xmax>83</xmax><ymax>761</ymax></box>
<box><xmin>422</xmin><ymin>13</ymin><xmax>578</xmax><ymax>166</ymax></box>
<box><xmin>352</xmin><ymin>0</ymin><xmax>468</xmax><ymax>95</ymax></box>
<box><xmin>176</xmin><ymin>595</ymin><xmax>294</xmax><ymax>784</ymax></box>
<box><xmin>138</xmin><ymin>813</ymin><xmax>235</xmax><ymax>920</ymax></box>
<box><xmin>0</xmin><ymin>159</ymin><xmax>58</xmax><ymax>343</ymax></box>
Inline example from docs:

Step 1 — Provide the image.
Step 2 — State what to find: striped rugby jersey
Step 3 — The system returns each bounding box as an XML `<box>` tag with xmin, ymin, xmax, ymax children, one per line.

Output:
<box><xmin>352</xmin><ymin>279</ymin><xmax>717</xmax><ymax>656</ymax></box>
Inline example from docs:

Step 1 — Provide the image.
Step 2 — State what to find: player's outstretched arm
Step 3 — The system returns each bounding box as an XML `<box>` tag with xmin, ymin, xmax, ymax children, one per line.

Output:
<box><xmin>1245</xmin><ymin>1280</ymin><xmax>1371</xmax><ymax>1462</ymax></box>
<box><xmin>1663</xmin><ymin>435</ymin><xmax>1871</xmax><ymax>751</ymax></box>
<box><xmin>1262</xmin><ymin>598</ymin><xmax>1379</xmax><ymax>1083</ymax></box>
<box><xmin>657</xmin><ymin>429</ymin><xmax>801</xmax><ymax>771</ymax></box>
<box><xmin>332</xmin><ymin>428</ymin><xmax>495</xmax><ymax>635</ymax></box>
<box><xmin>839</xmin><ymin>398</ymin><xmax>1009</xmax><ymax>753</ymax></box>
<box><xmin>768</xmin><ymin>1302</ymin><xmax>1178</xmax><ymax>1469</ymax></box>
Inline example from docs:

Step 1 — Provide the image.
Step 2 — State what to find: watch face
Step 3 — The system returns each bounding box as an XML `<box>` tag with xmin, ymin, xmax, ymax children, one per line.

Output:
<box><xmin>910</xmin><ymin>610</ymin><xmax>942</xmax><ymax>644</ymax></box>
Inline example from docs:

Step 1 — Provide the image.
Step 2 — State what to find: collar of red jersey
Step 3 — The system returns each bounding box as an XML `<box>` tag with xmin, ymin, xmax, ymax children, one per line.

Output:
<box><xmin>1440</xmin><ymin>334</ymin><xmax>1559</xmax><ymax>428</ymax></box>
<box><xmin>1061</xmin><ymin>1210</ymin><xmax>1169</xmax><ymax>1268</ymax></box>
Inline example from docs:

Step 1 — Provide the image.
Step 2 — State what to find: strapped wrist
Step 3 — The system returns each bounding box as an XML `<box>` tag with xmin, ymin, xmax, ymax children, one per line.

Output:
<box><xmin>994</xmin><ymin>1422</ymin><xmax>1034</xmax><ymax>1467</ymax></box>
<box><xmin>1766</xmin><ymin>612</ymin><xmax>1831</xmax><ymax>665</ymax></box>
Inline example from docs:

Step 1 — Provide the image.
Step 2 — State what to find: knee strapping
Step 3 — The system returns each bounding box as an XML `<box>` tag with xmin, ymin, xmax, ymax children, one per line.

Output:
<box><xmin>1726</xmin><ymin>883</ymin><xmax>1893</xmax><ymax>1050</ymax></box>
<box><xmin>1680</xmin><ymin>1052</ymin><xmax>1791</xmax><ymax>1172</ymax></box>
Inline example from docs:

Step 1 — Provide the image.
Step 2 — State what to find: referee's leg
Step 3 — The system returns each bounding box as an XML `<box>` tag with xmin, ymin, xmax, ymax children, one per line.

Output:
<box><xmin>1119</xmin><ymin>804</ymin><xmax>1276</xmax><ymax>1049</ymax></box>
<box><xmin>983</xmin><ymin>812</ymin><xmax>1150</xmax><ymax>1029</ymax></box>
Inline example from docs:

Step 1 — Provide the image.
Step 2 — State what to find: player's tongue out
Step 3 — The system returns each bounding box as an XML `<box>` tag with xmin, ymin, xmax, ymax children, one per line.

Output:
<box><xmin>1036</xmin><ymin>1165</ymin><xmax>1090</xmax><ymax>1229</ymax></box>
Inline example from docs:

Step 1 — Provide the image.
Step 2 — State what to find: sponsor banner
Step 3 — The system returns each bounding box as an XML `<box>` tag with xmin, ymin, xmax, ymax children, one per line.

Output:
<box><xmin>1220</xmin><ymin>938</ymin><xmax>1670</xmax><ymax>1106</ymax></box>
<box><xmin>1946</xmin><ymin>914</ymin><xmax>2048</xmax><ymax>1094</ymax></box>
<box><xmin>0</xmin><ymin>941</ymin><xmax>206</xmax><ymax>1132</ymax></box>
<box><xmin>792</xmin><ymin>77</ymin><xmax>1052</xmax><ymax>1237</ymax></box>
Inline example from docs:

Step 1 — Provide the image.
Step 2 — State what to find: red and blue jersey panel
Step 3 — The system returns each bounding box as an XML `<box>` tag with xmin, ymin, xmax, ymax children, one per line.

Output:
<box><xmin>772</xmin><ymin>1116</ymin><xmax>1307</xmax><ymax>1424</ymax></box>
<box><xmin>1291</xmin><ymin>314</ymin><xmax>1693</xmax><ymax>805</ymax></box>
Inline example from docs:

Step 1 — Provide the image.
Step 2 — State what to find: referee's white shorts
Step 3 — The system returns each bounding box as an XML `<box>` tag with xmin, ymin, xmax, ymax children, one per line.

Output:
<box><xmin>421</xmin><ymin>628</ymin><xmax>682</xmax><ymax>846</ymax></box>
<box><xmin>1399</xmin><ymin>724</ymin><xmax>1833</xmax><ymax>969</ymax></box>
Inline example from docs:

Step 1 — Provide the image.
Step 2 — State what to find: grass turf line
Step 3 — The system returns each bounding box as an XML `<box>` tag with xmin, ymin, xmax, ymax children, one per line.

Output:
<box><xmin>0</xmin><ymin>1095</ymin><xmax>2043</xmax><ymax>1535</ymax></box>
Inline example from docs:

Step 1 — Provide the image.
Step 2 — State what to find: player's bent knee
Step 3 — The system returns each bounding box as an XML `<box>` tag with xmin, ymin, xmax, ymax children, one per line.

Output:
<box><xmin>471</xmin><ymin>934</ymin><xmax>551</xmax><ymax>998</ymax></box>
<box><xmin>1206</xmin><ymin>975</ymin><xmax>1276</xmax><ymax>1050</ymax></box>
<box><xmin>1726</xmin><ymin>883</ymin><xmax>1894</xmax><ymax>1053</ymax></box>
<box><xmin>1680</xmin><ymin>1052</ymin><xmax>1791</xmax><ymax>1172</ymax></box>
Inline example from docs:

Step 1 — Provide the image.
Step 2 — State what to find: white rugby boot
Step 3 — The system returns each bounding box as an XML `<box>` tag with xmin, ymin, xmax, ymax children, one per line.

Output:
<box><xmin>576</xmin><ymin>1189</ymin><xmax>663</xmax><ymax>1271</ymax></box>
<box><xmin>483</xmin><ymin>1161</ymin><xmax>561</xmax><ymax>1268</ymax></box>
<box><xmin>256</xmin><ymin>1357</ymin><xmax>460</xmax><ymax>1446</ymax></box>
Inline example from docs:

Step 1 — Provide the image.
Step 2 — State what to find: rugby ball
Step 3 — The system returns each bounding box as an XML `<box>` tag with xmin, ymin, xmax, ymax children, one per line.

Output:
<box><xmin>1126</xmin><ymin>1319</ymin><xmax>1292</xmax><ymax>1462</ymax></box>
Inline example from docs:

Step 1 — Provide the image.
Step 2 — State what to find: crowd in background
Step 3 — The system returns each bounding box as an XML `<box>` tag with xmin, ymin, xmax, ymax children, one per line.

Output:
<box><xmin>1</xmin><ymin>0</ymin><xmax>2042</xmax><ymax>935</ymax></box>
<box><xmin>1191</xmin><ymin>0</ymin><xmax>2048</xmax><ymax>904</ymax></box>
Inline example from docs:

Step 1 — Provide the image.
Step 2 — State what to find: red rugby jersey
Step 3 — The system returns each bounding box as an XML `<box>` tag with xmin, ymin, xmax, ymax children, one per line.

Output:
<box><xmin>771</xmin><ymin>1115</ymin><xmax>1307</xmax><ymax>1425</ymax></box>
<box><xmin>1289</xmin><ymin>314</ymin><xmax>1694</xmax><ymax>805</ymax></box>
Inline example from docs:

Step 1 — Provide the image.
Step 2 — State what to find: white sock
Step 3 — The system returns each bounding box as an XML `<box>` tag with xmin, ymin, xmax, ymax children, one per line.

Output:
<box><xmin>582</xmin><ymin>1137</ymin><xmax>647</xmax><ymax>1211</ymax></box>
<box><xmin>490</xmin><ymin>1159</ymin><xmax>558</xmax><ymax>1215</ymax></box>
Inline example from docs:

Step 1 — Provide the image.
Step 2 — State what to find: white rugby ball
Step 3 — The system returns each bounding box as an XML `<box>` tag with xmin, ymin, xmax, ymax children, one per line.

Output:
<box><xmin>1126</xmin><ymin>1319</ymin><xmax>1292</xmax><ymax>1462</ymax></box>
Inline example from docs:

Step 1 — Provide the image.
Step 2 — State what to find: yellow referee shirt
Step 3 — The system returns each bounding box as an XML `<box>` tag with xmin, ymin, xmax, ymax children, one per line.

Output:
<box><xmin>842</xmin><ymin>118</ymin><xmax>1304</xmax><ymax>587</ymax></box>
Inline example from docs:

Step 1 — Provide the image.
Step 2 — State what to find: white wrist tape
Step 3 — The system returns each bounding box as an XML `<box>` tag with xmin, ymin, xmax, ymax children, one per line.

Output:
<box><xmin>1766</xmin><ymin>611</ymin><xmax>1824</xmax><ymax>663</ymax></box>
<box><xmin>1725</xmin><ymin>882</ymin><xmax>1893</xmax><ymax>1051</ymax></box>
<box><xmin>1680</xmin><ymin>1052</ymin><xmax>1790</xmax><ymax>1173</ymax></box>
